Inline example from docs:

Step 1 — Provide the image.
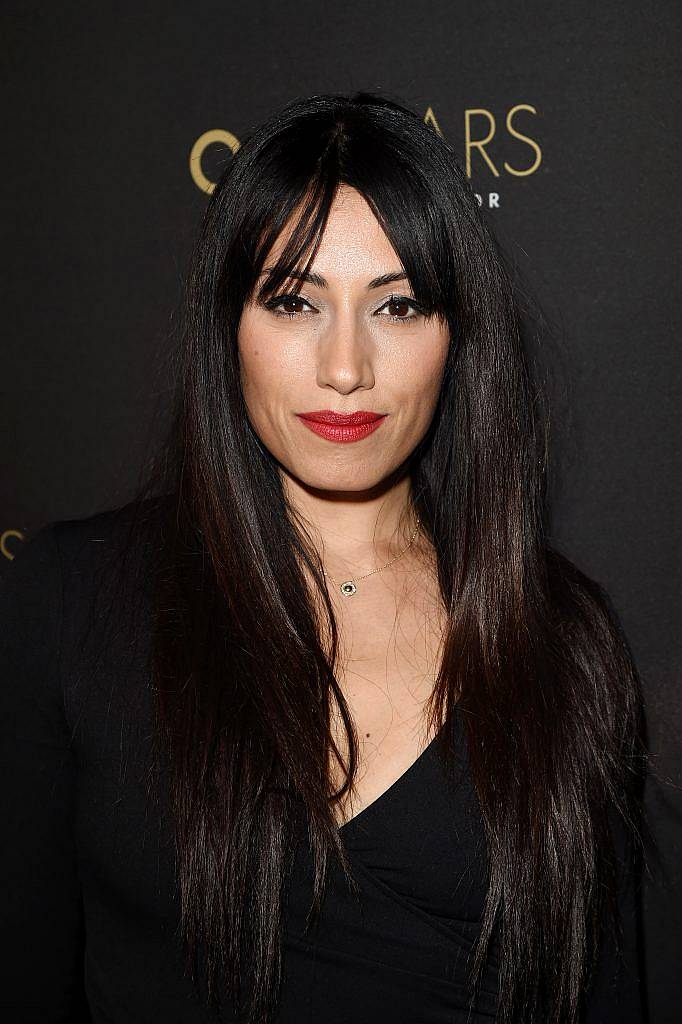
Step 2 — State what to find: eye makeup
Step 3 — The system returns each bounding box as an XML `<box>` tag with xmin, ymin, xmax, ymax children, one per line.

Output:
<box><xmin>260</xmin><ymin>291</ymin><xmax>427</xmax><ymax>324</ymax></box>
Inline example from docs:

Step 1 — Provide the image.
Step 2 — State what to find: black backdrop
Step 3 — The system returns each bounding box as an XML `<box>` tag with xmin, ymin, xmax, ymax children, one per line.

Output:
<box><xmin>2</xmin><ymin>2</ymin><xmax>680</xmax><ymax>1019</ymax></box>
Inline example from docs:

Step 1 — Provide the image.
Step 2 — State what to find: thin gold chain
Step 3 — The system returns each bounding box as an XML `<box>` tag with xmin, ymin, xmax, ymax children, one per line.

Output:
<box><xmin>322</xmin><ymin>515</ymin><xmax>421</xmax><ymax>586</ymax></box>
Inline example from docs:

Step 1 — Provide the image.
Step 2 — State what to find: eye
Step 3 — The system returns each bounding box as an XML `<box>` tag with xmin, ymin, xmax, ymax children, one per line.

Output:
<box><xmin>376</xmin><ymin>295</ymin><xmax>424</xmax><ymax>324</ymax></box>
<box><xmin>260</xmin><ymin>291</ymin><xmax>426</xmax><ymax>323</ymax></box>
<box><xmin>261</xmin><ymin>292</ymin><xmax>315</xmax><ymax>319</ymax></box>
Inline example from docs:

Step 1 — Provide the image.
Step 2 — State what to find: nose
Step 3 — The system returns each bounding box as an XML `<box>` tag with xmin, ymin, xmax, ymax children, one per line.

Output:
<box><xmin>315</xmin><ymin>308</ymin><xmax>375</xmax><ymax>395</ymax></box>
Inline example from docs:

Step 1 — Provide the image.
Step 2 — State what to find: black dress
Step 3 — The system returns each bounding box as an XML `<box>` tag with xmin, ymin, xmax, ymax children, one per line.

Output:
<box><xmin>0</xmin><ymin>505</ymin><xmax>644</xmax><ymax>1023</ymax></box>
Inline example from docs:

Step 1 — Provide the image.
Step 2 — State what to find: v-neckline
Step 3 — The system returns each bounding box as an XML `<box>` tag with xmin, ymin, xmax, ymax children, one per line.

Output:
<box><xmin>337</xmin><ymin>727</ymin><xmax>443</xmax><ymax>835</ymax></box>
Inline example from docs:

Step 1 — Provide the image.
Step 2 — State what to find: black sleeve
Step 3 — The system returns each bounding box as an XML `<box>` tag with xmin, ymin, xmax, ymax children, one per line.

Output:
<box><xmin>0</xmin><ymin>523</ymin><xmax>90</xmax><ymax>1022</ymax></box>
<box><xmin>584</xmin><ymin>802</ymin><xmax>645</xmax><ymax>1023</ymax></box>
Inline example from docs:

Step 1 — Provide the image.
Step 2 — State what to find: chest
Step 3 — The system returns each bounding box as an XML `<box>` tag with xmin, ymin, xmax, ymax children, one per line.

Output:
<box><xmin>325</xmin><ymin>576</ymin><xmax>449</xmax><ymax>827</ymax></box>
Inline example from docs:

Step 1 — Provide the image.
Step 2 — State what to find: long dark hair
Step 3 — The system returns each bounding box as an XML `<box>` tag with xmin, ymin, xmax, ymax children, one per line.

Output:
<box><xmin>99</xmin><ymin>91</ymin><xmax>648</xmax><ymax>1023</ymax></box>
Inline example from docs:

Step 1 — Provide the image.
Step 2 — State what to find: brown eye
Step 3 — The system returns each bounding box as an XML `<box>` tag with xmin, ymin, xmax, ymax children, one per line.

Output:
<box><xmin>378</xmin><ymin>295</ymin><xmax>423</xmax><ymax>323</ymax></box>
<box><xmin>387</xmin><ymin>297</ymin><xmax>411</xmax><ymax>318</ymax></box>
<box><xmin>262</xmin><ymin>292</ymin><xmax>314</xmax><ymax>318</ymax></box>
<box><xmin>279</xmin><ymin>296</ymin><xmax>306</xmax><ymax>314</ymax></box>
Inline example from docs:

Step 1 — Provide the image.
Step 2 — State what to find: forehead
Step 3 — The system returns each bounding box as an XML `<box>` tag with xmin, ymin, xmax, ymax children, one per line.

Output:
<box><xmin>264</xmin><ymin>185</ymin><xmax>402</xmax><ymax>279</ymax></box>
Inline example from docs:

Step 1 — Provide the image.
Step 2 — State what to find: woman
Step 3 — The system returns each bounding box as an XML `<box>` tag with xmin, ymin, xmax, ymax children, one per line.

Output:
<box><xmin>0</xmin><ymin>91</ymin><xmax>647</xmax><ymax>1023</ymax></box>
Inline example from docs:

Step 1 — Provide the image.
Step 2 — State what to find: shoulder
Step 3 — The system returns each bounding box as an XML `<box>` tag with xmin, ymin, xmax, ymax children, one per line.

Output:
<box><xmin>3</xmin><ymin>494</ymin><xmax>173</xmax><ymax>654</ymax></box>
<box><xmin>544</xmin><ymin>543</ymin><xmax>644</xmax><ymax>760</ymax></box>
<box><xmin>51</xmin><ymin>493</ymin><xmax>172</xmax><ymax>576</ymax></box>
<box><xmin>544</xmin><ymin>543</ymin><xmax>635</xmax><ymax>665</ymax></box>
<box><xmin>4</xmin><ymin>493</ymin><xmax>170</xmax><ymax>578</ymax></box>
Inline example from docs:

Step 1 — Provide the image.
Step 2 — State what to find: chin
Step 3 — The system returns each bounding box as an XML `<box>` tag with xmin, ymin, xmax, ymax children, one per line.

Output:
<box><xmin>284</xmin><ymin>459</ymin><xmax>387</xmax><ymax>494</ymax></box>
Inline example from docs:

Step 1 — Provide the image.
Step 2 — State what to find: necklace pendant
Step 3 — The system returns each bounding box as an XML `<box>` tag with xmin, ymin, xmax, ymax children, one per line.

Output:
<box><xmin>340</xmin><ymin>580</ymin><xmax>357</xmax><ymax>596</ymax></box>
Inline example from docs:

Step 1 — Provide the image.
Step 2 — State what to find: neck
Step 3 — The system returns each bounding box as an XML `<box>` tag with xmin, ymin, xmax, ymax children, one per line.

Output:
<box><xmin>281</xmin><ymin>468</ymin><xmax>420</xmax><ymax>577</ymax></box>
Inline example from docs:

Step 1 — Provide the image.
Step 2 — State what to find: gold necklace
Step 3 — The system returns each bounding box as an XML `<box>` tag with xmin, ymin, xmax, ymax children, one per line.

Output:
<box><xmin>322</xmin><ymin>515</ymin><xmax>421</xmax><ymax>597</ymax></box>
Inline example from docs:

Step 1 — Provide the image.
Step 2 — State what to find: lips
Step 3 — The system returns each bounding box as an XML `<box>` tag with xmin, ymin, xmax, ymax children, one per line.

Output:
<box><xmin>297</xmin><ymin>410</ymin><xmax>386</xmax><ymax>425</ymax></box>
<box><xmin>296</xmin><ymin>410</ymin><xmax>388</xmax><ymax>443</ymax></box>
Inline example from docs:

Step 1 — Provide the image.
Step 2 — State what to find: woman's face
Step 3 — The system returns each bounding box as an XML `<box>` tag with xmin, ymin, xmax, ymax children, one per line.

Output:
<box><xmin>237</xmin><ymin>185</ymin><xmax>450</xmax><ymax>495</ymax></box>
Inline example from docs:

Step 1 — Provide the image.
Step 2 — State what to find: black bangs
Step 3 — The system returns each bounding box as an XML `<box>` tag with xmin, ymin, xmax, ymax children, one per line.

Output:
<box><xmin>235</xmin><ymin>109</ymin><xmax>454</xmax><ymax>326</ymax></box>
<box><xmin>252</xmin><ymin>175</ymin><xmax>450</xmax><ymax>326</ymax></box>
<box><xmin>357</xmin><ymin>184</ymin><xmax>451</xmax><ymax>326</ymax></box>
<box><xmin>252</xmin><ymin>180</ymin><xmax>333</xmax><ymax>304</ymax></box>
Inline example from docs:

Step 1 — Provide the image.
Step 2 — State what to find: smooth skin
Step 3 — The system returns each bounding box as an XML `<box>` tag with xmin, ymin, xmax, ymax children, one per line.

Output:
<box><xmin>237</xmin><ymin>185</ymin><xmax>451</xmax><ymax>826</ymax></box>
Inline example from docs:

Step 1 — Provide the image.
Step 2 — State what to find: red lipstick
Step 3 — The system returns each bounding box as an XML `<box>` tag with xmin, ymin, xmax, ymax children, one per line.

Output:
<box><xmin>296</xmin><ymin>409</ymin><xmax>388</xmax><ymax>443</ymax></box>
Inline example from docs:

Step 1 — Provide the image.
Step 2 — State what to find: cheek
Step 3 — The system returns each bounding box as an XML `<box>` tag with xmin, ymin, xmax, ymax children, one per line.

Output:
<box><xmin>240</xmin><ymin>356</ymin><xmax>279</xmax><ymax>418</ymax></box>
<box><xmin>395</xmin><ymin>332</ymin><xmax>449</xmax><ymax>408</ymax></box>
<box><xmin>241</xmin><ymin>352</ymin><xmax>301</xmax><ymax>408</ymax></box>
<box><xmin>238</xmin><ymin>343</ymin><xmax>263</xmax><ymax>392</ymax></box>
<box><xmin>238</xmin><ymin>332</ymin><xmax>307</xmax><ymax>442</ymax></box>
<box><xmin>238</xmin><ymin>327</ymin><xmax>281</xmax><ymax>399</ymax></box>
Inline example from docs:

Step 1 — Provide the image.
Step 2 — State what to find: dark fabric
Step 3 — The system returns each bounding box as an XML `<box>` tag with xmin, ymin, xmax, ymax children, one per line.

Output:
<box><xmin>0</xmin><ymin>505</ymin><xmax>645</xmax><ymax>1023</ymax></box>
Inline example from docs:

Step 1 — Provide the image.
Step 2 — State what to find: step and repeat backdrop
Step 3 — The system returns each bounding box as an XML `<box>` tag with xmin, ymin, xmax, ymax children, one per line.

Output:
<box><xmin>2</xmin><ymin>1</ymin><xmax>680</xmax><ymax>1019</ymax></box>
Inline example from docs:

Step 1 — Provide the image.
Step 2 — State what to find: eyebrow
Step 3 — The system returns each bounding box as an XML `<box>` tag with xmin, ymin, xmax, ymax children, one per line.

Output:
<box><xmin>259</xmin><ymin>268</ymin><xmax>408</xmax><ymax>290</ymax></box>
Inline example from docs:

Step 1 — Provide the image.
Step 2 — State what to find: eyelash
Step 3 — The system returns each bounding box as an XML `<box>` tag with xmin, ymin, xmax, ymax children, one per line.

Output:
<box><xmin>261</xmin><ymin>292</ymin><xmax>424</xmax><ymax>324</ymax></box>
